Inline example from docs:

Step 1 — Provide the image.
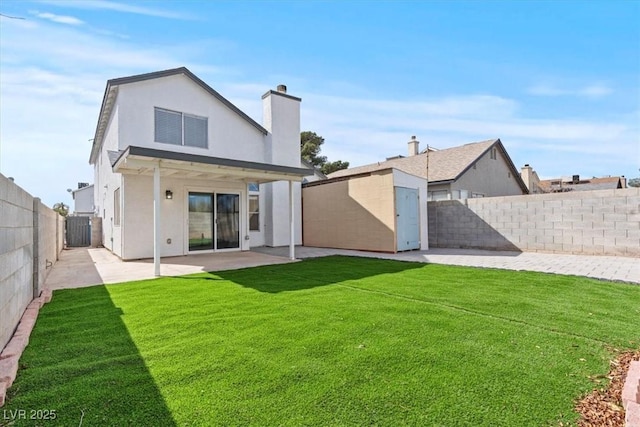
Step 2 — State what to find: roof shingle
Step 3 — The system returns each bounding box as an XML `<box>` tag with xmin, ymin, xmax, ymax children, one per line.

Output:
<box><xmin>329</xmin><ymin>139</ymin><xmax>498</xmax><ymax>183</ymax></box>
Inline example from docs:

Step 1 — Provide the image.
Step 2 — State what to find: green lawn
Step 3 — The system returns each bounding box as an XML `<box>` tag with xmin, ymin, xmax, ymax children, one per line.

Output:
<box><xmin>3</xmin><ymin>256</ymin><xmax>639</xmax><ymax>426</ymax></box>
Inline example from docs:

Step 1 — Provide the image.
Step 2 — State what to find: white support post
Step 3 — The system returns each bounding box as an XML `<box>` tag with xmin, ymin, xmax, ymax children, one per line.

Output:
<box><xmin>153</xmin><ymin>164</ymin><xmax>161</xmax><ymax>276</ymax></box>
<box><xmin>289</xmin><ymin>180</ymin><xmax>295</xmax><ymax>260</ymax></box>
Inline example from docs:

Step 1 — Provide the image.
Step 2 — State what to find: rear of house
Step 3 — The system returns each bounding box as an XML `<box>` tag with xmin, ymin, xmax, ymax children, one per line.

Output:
<box><xmin>90</xmin><ymin>68</ymin><xmax>311</xmax><ymax>261</ymax></box>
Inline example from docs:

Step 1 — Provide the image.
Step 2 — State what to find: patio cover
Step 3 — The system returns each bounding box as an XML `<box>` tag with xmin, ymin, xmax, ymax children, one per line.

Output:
<box><xmin>111</xmin><ymin>146</ymin><xmax>313</xmax><ymax>275</ymax></box>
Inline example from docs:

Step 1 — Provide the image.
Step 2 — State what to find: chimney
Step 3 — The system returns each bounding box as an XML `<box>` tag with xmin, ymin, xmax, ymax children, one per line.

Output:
<box><xmin>262</xmin><ymin>85</ymin><xmax>301</xmax><ymax>167</ymax></box>
<box><xmin>572</xmin><ymin>174</ymin><xmax>580</xmax><ymax>184</ymax></box>
<box><xmin>521</xmin><ymin>165</ymin><xmax>531</xmax><ymax>190</ymax></box>
<box><xmin>621</xmin><ymin>175</ymin><xmax>627</xmax><ymax>188</ymax></box>
<box><xmin>408</xmin><ymin>136</ymin><xmax>420</xmax><ymax>156</ymax></box>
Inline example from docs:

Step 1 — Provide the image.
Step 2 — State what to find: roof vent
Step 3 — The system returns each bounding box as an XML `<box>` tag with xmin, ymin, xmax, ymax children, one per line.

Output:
<box><xmin>277</xmin><ymin>84</ymin><xmax>287</xmax><ymax>94</ymax></box>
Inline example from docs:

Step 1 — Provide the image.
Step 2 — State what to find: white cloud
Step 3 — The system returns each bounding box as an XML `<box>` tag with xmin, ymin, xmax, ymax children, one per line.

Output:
<box><xmin>31</xmin><ymin>11</ymin><xmax>84</xmax><ymax>25</ymax></box>
<box><xmin>0</xmin><ymin>11</ymin><xmax>636</xmax><ymax>208</ymax></box>
<box><xmin>36</xmin><ymin>0</ymin><xmax>196</xmax><ymax>20</ymax></box>
<box><xmin>578</xmin><ymin>84</ymin><xmax>613</xmax><ymax>97</ymax></box>
<box><xmin>296</xmin><ymin>90</ymin><xmax>638</xmax><ymax>180</ymax></box>
<box><xmin>527</xmin><ymin>83</ymin><xmax>613</xmax><ymax>98</ymax></box>
<box><xmin>0</xmin><ymin>17</ymin><xmax>223</xmax><ymax>206</ymax></box>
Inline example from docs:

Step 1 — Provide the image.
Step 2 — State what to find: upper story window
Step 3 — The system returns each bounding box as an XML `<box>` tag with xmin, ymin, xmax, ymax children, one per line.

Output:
<box><xmin>154</xmin><ymin>107</ymin><xmax>208</xmax><ymax>148</ymax></box>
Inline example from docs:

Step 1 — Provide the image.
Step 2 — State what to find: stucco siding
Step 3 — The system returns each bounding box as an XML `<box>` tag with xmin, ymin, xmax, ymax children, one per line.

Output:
<box><xmin>117</xmin><ymin>75</ymin><xmax>267</xmax><ymax>163</ymax></box>
<box><xmin>303</xmin><ymin>171</ymin><xmax>396</xmax><ymax>252</ymax></box>
<box><xmin>73</xmin><ymin>185</ymin><xmax>94</xmax><ymax>215</ymax></box>
<box><xmin>452</xmin><ymin>149</ymin><xmax>523</xmax><ymax>197</ymax></box>
<box><xmin>95</xmin><ymin>104</ymin><xmax>123</xmax><ymax>256</ymax></box>
<box><xmin>263</xmin><ymin>181</ymin><xmax>303</xmax><ymax>247</ymax></box>
<box><xmin>122</xmin><ymin>175</ymin><xmax>252</xmax><ymax>260</ymax></box>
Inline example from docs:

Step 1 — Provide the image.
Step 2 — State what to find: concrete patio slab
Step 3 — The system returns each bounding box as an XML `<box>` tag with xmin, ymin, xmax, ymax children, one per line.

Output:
<box><xmin>44</xmin><ymin>248</ymin><xmax>297</xmax><ymax>290</ymax></box>
<box><xmin>252</xmin><ymin>246</ymin><xmax>640</xmax><ymax>284</ymax></box>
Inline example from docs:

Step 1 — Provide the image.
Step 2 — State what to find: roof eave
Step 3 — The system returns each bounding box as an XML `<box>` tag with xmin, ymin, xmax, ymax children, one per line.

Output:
<box><xmin>113</xmin><ymin>146</ymin><xmax>313</xmax><ymax>178</ymax></box>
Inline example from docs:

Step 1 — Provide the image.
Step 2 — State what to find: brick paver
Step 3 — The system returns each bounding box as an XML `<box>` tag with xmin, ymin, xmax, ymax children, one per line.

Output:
<box><xmin>253</xmin><ymin>246</ymin><xmax>640</xmax><ymax>284</ymax></box>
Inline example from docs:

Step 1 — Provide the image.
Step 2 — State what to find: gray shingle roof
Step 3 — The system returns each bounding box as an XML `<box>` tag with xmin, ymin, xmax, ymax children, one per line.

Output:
<box><xmin>329</xmin><ymin>139</ymin><xmax>498</xmax><ymax>183</ymax></box>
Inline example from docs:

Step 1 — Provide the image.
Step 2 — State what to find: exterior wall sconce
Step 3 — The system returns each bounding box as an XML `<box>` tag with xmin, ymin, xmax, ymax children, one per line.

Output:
<box><xmin>165</xmin><ymin>190</ymin><xmax>173</xmax><ymax>200</ymax></box>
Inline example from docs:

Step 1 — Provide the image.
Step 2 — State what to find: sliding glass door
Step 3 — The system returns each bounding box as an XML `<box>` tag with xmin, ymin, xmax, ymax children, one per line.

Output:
<box><xmin>216</xmin><ymin>193</ymin><xmax>240</xmax><ymax>249</ymax></box>
<box><xmin>188</xmin><ymin>192</ymin><xmax>240</xmax><ymax>252</ymax></box>
<box><xmin>188</xmin><ymin>193</ymin><xmax>214</xmax><ymax>251</ymax></box>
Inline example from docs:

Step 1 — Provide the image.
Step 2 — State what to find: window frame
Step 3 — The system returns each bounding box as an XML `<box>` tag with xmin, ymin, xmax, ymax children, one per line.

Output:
<box><xmin>248</xmin><ymin>183</ymin><xmax>260</xmax><ymax>232</ymax></box>
<box><xmin>154</xmin><ymin>107</ymin><xmax>208</xmax><ymax>149</ymax></box>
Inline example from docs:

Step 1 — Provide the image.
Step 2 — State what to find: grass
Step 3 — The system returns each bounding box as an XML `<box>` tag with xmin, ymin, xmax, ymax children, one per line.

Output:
<box><xmin>3</xmin><ymin>256</ymin><xmax>640</xmax><ymax>426</ymax></box>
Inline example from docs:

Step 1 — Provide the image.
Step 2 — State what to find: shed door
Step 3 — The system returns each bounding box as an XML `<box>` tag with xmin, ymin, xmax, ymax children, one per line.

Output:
<box><xmin>395</xmin><ymin>187</ymin><xmax>420</xmax><ymax>251</ymax></box>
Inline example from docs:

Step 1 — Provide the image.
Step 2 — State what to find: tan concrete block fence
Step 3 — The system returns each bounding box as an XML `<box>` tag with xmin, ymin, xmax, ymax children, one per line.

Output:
<box><xmin>428</xmin><ymin>188</ymin><xmax>640</xmax><ymax>257</ymax></box>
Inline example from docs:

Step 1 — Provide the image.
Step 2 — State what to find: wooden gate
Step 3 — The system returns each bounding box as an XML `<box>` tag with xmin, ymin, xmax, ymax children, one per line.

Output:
<box><xmin>66</xmin><ymin>216</ymin><xmax>91</xmax><ymax>247</ymax></box>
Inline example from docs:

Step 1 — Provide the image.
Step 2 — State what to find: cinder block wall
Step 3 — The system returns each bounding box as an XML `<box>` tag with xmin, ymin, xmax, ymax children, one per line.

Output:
<box><xmin>427</xmin><ymin>188</ymin><xmax>639</xmax><ymax>257</ymax></box>
<box><xmin>0</xmin><ymin>174</ymin><xmax>64</xmax><ymax>350</ymax></box>
<box><xmin>36</xmin><ymin>202</ymin><xmax>64</xmax><ymax>295</ymax></box>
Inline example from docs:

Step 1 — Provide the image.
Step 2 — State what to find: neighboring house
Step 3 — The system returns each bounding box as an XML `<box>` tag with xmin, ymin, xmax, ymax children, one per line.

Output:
<box><xmin>303</xmin><ymin>168</ymin><xmax>428</xmax><ymax>253</ymax></box>
<box><xmin>301</xmin><ymin>158</ymin><xmax>327</xmax><ymax>183</ymax></box>
<box><xmin>520</xmin><ymin>164</ymin><xmax>544</xmax><ymax>194</ymax></box>
<box><xmin>89</xmin><ymin>67</ymin><xmax>312</xmax><ymax>272</ymax></box>
<box><xmin>329</xmin><ymin>137</ymin><xmax>528</xmax><ymax>199</ymax></box>
<box><xmin>71</xmin><ymin>183</ymin><xmax>95</xmax><ymax>216</ymax></box>
<box><xmin>538</xmin><ymin>175</ymin><xmax>627</xmax><ymax>192</ymax></box>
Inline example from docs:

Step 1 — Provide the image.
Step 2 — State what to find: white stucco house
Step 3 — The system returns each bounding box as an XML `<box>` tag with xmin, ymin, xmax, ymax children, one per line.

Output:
<box><xmin>70</xmin><ymin>183</ymin><xmax>95</xmax><ymax>216</ymax></box>
<box><xmin>89</xmin><ymin>67</ymin><xmax>312</xmax><ymax>273</ymax></box>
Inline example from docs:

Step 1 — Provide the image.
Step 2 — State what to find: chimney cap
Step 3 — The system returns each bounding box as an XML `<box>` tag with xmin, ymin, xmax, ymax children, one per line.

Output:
<box><xmin>524</xmin><ymin>164</ymin><xmax>530</xmax><ymax>167</ymax></box>
<box><xmin>277</xmin><ymin>84</ymin><xmax>287</xmax><ymax>93</ymax></box>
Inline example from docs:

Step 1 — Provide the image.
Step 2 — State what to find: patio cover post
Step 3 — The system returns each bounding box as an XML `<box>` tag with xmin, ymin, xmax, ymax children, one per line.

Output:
<box><xmin>153</xmin><ymin>164</ymin><xmax>161</xmax><ymax>276</ymax></box>
<box><xmin>289</xmin><ymin>180</ymin><xmax>295</xmax><ymax>260</ymax></box>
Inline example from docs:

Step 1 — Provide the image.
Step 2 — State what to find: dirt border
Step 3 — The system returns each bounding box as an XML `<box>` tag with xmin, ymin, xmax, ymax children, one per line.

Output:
<box><xmin>575</xmin><ymin>349</ymin><xmax>640</xmax><ymax>426</ymax></box>
<box><xmin>0</xmin><ymin>289</ymin><xmax>53</xmax><ymax>406</ymax></box>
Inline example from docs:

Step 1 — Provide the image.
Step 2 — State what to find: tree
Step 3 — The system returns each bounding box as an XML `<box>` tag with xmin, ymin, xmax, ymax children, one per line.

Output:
<box><xmin>300</xmin><ymin>131</ymin><xmax>327</xmax><ymax>167</ymax></box>
<box><xmin>53</xmin><ymin>202</ymin><xmax>69</xmax><ymax>217</ymax></box>
<box><xmin>628</xmin><ymin>177</ymin><xmax>640</xmax><ymax>188</ymax></box>
<box><xmin>321</xmin><ymin>160</ymin><xmax>350</xmax><ymax>175</ymax></box>
<box><xmin>300</xmin><ymin>131</ymin><xmax>349</xmax><ymax>175</ymax></box>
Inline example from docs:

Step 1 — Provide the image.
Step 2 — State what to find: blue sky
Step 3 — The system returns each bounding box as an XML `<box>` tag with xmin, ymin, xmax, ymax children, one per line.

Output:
<box><xmin>1</xmin><ymin>0</ymin><xmax>638</xmax><ymax>207</ymax></box>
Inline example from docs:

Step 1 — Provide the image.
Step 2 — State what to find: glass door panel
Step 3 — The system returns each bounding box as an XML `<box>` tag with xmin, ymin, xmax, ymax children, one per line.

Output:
<box><xmin>188</xmin><ymin>193</ymin><xmax>214</xmax><ymax>251</ymax></box>
<box><xmin>216</xmin><ymin>193</ymin><xmax>240</xmax><ymax>249</ymax></box>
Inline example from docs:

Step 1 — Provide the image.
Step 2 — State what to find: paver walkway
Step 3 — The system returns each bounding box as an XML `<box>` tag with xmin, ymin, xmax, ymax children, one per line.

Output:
<box><xmin>45</xmin><ymin>246</ymin><xmax>639</xmax><ymax>291</ymax></box>
<box><xmin>253</xmin><ymin>246</ymin><xmax>640</xmax><ymax>284</ymax></box>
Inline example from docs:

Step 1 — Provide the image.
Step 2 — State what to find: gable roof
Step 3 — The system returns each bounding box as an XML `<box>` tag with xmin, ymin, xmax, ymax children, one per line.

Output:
<box><xmin>89</xmin><ymin>67</ymin><xmax>267</xmax><ymax>164</ymax></box>
<box><xmin>300</xmin><ymin>158</ymin><xmax>328</xmax><ymax>180</ymax></box>
<box><xmin>328</xmin><ymin>138</ymin><xmax>528</xmax><ymax>193</ymax></box>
